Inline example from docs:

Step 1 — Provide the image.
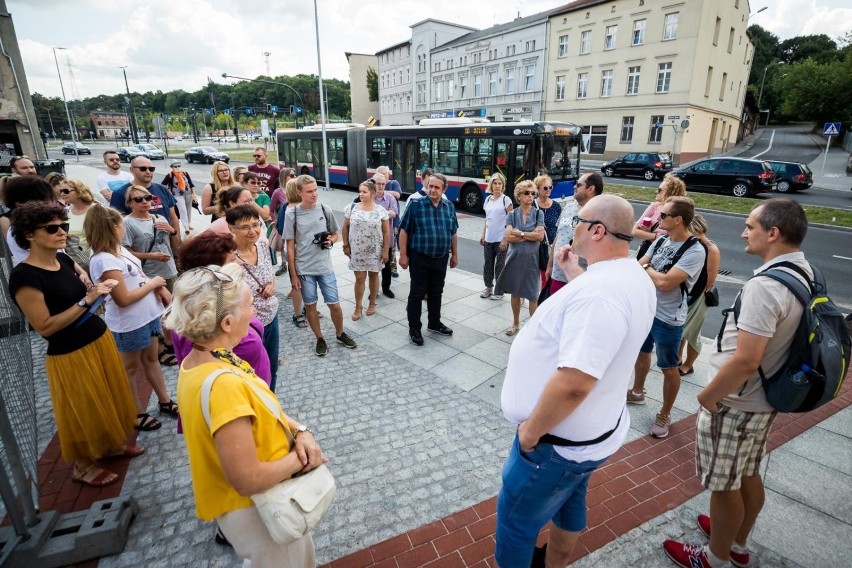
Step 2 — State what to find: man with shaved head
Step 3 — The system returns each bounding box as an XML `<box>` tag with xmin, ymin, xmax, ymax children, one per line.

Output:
<box><xmin>109</xmin><ymin>156</ymin><xmax>181</xmax><ymax>238</ymax></box>
<box><xmin>496</xmin><ymin>194</ymin><xmax>657</xmax><ymax>568</ymax></box>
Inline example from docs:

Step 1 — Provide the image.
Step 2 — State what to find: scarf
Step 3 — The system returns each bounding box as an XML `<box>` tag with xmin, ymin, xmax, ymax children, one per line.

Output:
<box><xmin>174</xmin><ymin>171</ymin><xmax>186</xmax><ymax>191</ymax></box>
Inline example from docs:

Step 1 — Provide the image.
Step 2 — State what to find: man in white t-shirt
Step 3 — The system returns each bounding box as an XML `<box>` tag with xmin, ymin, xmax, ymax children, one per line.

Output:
<box><xmin>627</xmin><ymin>196</ymin><xmax>706</xmax><ymax>439</ymax></box>
<box><xmin>496</xmin><ymin>194</ymin><xmax>656</xmax><ymax>568</ymax></box>
<box><xmin>96</xmin><ymin>150</ymin><xmax>133</xmax><ymax>203</ymax></box>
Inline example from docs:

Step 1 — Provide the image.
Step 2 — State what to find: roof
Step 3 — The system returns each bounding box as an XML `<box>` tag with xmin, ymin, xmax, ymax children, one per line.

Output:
<box><xmin>409</xmin><ymin>18</ymin><xmax>478</xmax><ymax>32</ymax></box>
<box><xmin>550</xmin><ymin>0</ymin><xmax>612</xmax><ymax>17</ymax></box>
<box><xmin>432</xmin><ymin>8</ymin><xmax>552</xmax><ymax>52</ymax></box>
<box><xmin>375</xmin><ymin>39</ymin><xmax>412</xmax><ymax>56</ymax></box>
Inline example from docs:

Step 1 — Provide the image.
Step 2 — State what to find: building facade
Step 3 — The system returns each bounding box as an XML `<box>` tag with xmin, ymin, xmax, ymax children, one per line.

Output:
<box><xmin>346</xmin><ymin>52</ymin><xmax>380</xmax><ymax>125</ymax></box>
<box><xmin>376</xmin><ymin>41</ymin><xmax>414</xmax><ymax>126</ymax></box>
<box><xmin>89</xmin><ymin>111</ymin><xmax>130</xmax><ymax>139</ymax></box>
<box><xmin>544</xmin><ymin>0</ymin><xmax>754</xmax><ymax>163</ymax></box>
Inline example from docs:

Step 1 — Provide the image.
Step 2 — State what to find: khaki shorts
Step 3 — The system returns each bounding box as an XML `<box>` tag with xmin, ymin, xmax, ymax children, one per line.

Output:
<box><xmin>696</xmin><ymin>404</ymin><xmax>777</xmax><ymax>491</ymax></box>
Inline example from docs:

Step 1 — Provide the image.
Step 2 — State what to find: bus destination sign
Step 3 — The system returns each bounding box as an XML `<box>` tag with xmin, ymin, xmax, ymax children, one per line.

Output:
<box><xmin>465</xmin><ymin>127</ymin><xmax>490</xmax><ymax>135</ymax></box>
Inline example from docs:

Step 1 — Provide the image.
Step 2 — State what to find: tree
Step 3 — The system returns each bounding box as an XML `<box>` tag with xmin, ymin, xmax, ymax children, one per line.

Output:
<box><xmin>778</xmin><ymin>50</ymin><xmax>852</xmax><ymax>125</ymax></box>
<box><xmin>366</xmin><ymin>66</ymin><xmax>378</xmax><ymax>102</ymax></box>
<box><xmin>780</xmin><ymin>34</ymin><xmax>839</xmax><ymax>64</ymax></box>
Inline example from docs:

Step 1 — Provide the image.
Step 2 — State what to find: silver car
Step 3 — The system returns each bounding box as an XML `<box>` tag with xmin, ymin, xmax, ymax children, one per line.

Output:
<box><xmin>133</xmin><ymin>143</ymin><xmax>166</xmax><ymax>160</ymax></box>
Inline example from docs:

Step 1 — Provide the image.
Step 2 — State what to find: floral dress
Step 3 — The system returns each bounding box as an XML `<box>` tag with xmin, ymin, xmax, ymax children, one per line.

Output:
<box><xmin>345</xmin><ymin>204</ymin><xmax>389</xmax><ymax>272</ymax></box>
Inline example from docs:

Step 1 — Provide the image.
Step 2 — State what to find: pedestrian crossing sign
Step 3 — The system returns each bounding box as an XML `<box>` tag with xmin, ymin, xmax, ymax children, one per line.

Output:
<box><xmin>823</xmin><ymin>122</ymin><xmax>841</xmax><ymax>136</ymax></box>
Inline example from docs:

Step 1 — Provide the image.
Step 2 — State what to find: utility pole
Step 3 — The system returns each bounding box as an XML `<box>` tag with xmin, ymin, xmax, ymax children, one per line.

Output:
<box><xmin>119</xmin><ymin>66</ymin><xmax>139</xmax><ymax>144</ymax></box>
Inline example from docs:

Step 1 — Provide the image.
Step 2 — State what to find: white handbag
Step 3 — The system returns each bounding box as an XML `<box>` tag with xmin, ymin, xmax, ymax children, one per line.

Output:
<box><xmin>200</xmin><ymin>369</ymin><xmax>336</xmax><ymax>544</ymax></box>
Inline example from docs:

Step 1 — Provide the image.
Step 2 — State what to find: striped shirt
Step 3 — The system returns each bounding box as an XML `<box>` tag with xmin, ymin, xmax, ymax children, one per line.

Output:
<box><xmin>400</xmin><ymin>197</ymin><xmax>458</xmax><ymax>257</ymax></box>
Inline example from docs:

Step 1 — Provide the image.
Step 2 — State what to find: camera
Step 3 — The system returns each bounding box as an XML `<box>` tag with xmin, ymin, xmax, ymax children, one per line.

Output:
<box><xmin>312</xmin><ymin>231</ymin><xmax>332</xmax><ymax>249</ymax></box>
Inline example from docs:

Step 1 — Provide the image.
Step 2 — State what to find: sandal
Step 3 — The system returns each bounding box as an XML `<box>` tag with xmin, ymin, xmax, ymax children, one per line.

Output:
<box><xmin>292</xmin><ymin>314</ymin><xmax>308</xmax><ymax>328</ymax></box>
<box><xmin>72</xmin><ymin>464</ymin><xmax>119</xmax><ymax>487</ymax></box>
<box><xmin>215</xmin><ymin>526</ymin><xmax>232</xmax><ymax>547</ymax></box>
<box><xmin>134</xmin><ymin>413</ymin><xmax>162</xmax><ymax>431</ymax></box>
<box><xmin>505</xmin><ymin>325</ymin><xmax>520</xmax><ymax>337</ymax></box>
<box><xmin>158</xmin><ymin>344</ymin><xmax>178</xmax><ymax>366</ymax></box>
<box><xmin>105</xmin><ymin>444</ymin><xmax>146</xmax><ymax>459</ymax></box>
<box><xmin>352</xmin><ymin>308</ymin><xmax>363</xmax><ymax>321</ymax></box>
<box><xmin>158</xmin><ymin>400</ymin><xmax>179</xmax><ymax>417</ymax></box>
<box><xmin>366</xmin><ymin>304</ymin><xmax>377</xmax><ymax>316</ymax></box>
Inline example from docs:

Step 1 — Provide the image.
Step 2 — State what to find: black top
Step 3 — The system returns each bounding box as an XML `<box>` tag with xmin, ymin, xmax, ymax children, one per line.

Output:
<box><xmin>9</xmin><ymin>253</ymin><xmax>107</xmax><ymax>355</ymax></box>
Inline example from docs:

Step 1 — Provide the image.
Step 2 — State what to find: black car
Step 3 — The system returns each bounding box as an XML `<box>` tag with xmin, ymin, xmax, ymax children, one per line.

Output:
<box><xmin>601</xmin><ymin>152</ymin><xmax>671</xmax><ymax>180</ymax></box>
<box><xmin>61</xmin><ymin>142</ymin><xmax>92</xmax><ymax>155</ymax></box>
<box><xmin>767</xmin><ymin>161</ymin><xmax>813</xmax><ymax>193</ymax></box>
<box><xmin>671</xmin><ymin>157</ymin><xmax>775</xmax><ymax>197</ymax></box>
<box><xmin>116</xmin><ymin>146</ymin><xmax>150</xmax><ymax>163</ymax></box>
<box><xmin>184</xmin><ymin>146</ymin><xmax>230</xmax><ymax>164</ymax></box>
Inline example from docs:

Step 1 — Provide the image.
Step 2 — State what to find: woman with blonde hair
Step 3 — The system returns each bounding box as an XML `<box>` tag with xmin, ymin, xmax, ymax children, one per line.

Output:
<box><xmin>85</xmin><ymin>205</ymin><xmax>179</xmax><ymax>432</ymax></box>
<box><xmin>495</xmin><ymin>180</ymin><xmax>545</xmax><ymax>336</ymax></box>
<box><xmin>479</xmin><ymin>172</ymin><xmax>512</xmax><ymax>299</ymax></box>
<box><xmin>201</xmin><ymin>161</ymin><xmax>233</xmax><ymax>220</ymax></box>
<box><xmin>534</xmin><ymin>174</ymin><xmax>561</xmax><ymax>289</ymax></box>
<box><xmin>165</xmin><ymin>263</ymin><xmax>326</xmax><ymax>567</ymax></box>
<box><xmin>280</xmin><ymin>179</ymin><xmax>306</xmax><ymax>326</ymax></box>
<box><xmin>60</xmin><ymin>179</ymin><xmax>97</xmax><ymax>272</ymax></box>
<box><xmin>632</xmin><ymin>173</ymin><xmax>687</xmax><ymax>257</ymax></box>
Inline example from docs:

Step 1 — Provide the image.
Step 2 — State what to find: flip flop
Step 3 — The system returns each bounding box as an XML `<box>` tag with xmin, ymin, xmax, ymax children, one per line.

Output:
<box><xmin>135</xmin><ymin>413</ymin><xmax>162</xmax><ymax>431</ymax></box>
<box><xmin>72</xmin><ymin>464</ymin><xmax>119</xmax><ymax>487</ymax></box>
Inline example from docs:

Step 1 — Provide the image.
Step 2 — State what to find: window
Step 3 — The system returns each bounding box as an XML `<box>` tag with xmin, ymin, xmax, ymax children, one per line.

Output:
<box><xmin>627</xmin><ymin>66</ymin><xmax>640</xmax><ymax>95</ymax></box>
<box><xmin>728</xmin><ymin>27</ymin><xmax>735</xmax><ymax>53</ymax></box>
<box><xmin>488</xmin><ymin>71</ymin><xmax>497</xmax><ymax>96</ymax></box>
<box><xmin>632</xmin><ymin>19</ymin><xmax>646</xmax><ymax>45</ymax></box>
<box><xmin>473</xmin><ymin>74</ymin><xmax>482</xmax><ymax>97</ymax></box>
<box><xmin>434</xmin><ymin>81</ymin><xmax>442</xmax><ymax>101</ymax></box>
<box><xmin>577</xmin><ymin>72</ymin><xmax>588</xmax><ymax>99</ymax></box>
<box><xmin>460</xmin><ymin>137</ymin><xmax>492</xmax><ymax>178</ymax></box>
<box><xmin>663</xmin><ymin>13</ymin><xmax>679</xmax><ymax>40</ymax></box>
<box><xmin>429</xmin><ymin>137</ymin><xmax>460</xmax><ymax>175</ymax></box>
<box><xmin>605</xmin><ymin>25</ymin><xmax>617</xmax><ymax>50</ymax></box>
<box><xmin>417</xmin><ymin>83</ymin><xmax>425</xmax><ymax>105</ymax></box>
<box><xmin>447</xmin><ymin>79</ymin><xmax>454</xmax><ymax>101</ymax></box>
<box><xmin>507</xmin><ymin>45</ymin><xmax>516</xmax><ymax>56</ymax></box>
<box><xmin>524</xmin><ymin>64</ymin><xmax>535</xmax><ymax>91</ymax></box>
<box><xmin>580</xmin><ymin>30</ymin><xmax>591</xmax><ymax>54</ymax></box>
<box><xmin>600</xmin><ymin>70</ymin><xmax>613</xmax><ymax>97</ymax></box>
<box><xmin>720</xmin><ymin>72</ymin><xmax>727</xmax><ymax>100</ymax></box>
<box><xmin>656</xmin><ymin>62</ymin><xmax>672</xmax><ymax>93</ymax></box>
<box><xmin>555</xmin><ymin>75</ymin><xmax>566</xmax><ymax>101</ymax></box>
<box><xmin>505</xmin><ymin>68</ymin><xmax>515</xmax><ymax>94</ymax></box>
<box><xmin>648</xmin><ymin>115</ymin><xmax>664</xmax><ymax>143</ymax></box>
<box><xmin>713</xmin><ymin>17</ymin><xmax>721</xmax><ymax>46</ymax></box>
<box><xmin>525</xmin><ymin>40</ymin><xmax>536</xmax><ymax>52</ymax></box>
<box><xmin>621</xmin><ymin>116</ymin><xmax>634</xmax><ymax>143</ymax></box>
<box><xmin>459</xmin><ymin>75</ymin><xmax>467</xmax><ymax>98</ymax></box>
<box><xmin>558</xmin><ymin>34</ymin><xmax>569</xmax><ymax>57</ymax></box>
<box><xmin>704</xmin><ymin>66</ymin><xmax>713</xmax><ymax>97</ymax></box>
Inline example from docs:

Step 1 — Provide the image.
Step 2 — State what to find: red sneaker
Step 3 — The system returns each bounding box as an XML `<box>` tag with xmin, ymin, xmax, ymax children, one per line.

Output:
<box><xmin>663</xmin><ymin>541</ymin><xmax>715</xmax><ymax>567</ymax></box>
<box><xmin>696</xmin><ymin>515</ymin><xmax>751</xmax><ymax>567</ymax></box>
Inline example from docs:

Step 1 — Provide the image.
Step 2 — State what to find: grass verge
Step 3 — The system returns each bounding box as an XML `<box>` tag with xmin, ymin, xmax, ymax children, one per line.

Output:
<box><xmin>605</xmin><ymin>183</ymin><xmax>852</xmax><ymax>229</ymax></box>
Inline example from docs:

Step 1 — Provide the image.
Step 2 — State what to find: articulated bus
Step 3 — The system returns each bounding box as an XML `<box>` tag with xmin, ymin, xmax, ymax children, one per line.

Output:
<box><xmin>277</xmin><ymin>119</ymin><xmax>583</xmax><ymax>212</ymax></box>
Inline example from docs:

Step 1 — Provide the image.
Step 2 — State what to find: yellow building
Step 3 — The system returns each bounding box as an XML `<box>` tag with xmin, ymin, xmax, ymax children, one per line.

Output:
<box><xmin>544</xmin><ymin>0</ymin><xmax>754</xmax><ymax>164</ymax></box>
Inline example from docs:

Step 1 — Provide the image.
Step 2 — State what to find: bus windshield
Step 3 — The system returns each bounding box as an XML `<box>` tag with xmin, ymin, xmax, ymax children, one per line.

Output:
<box><xmin>544</xmin><ymin>135</ymin><xmax>577</xmax><ymax>182</ymax></box>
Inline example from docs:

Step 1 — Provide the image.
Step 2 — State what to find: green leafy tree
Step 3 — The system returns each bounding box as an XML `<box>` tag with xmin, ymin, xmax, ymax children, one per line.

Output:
<box><xmin>778</xmin><ymin>51</ymin><xmax>852</xmax><ymax>125</ymax></box>
<box><xmin>366</xmin><ymin>66</ymin><xmax>378</xmax><ymax>102</ymax></box>
<box><xmin>780</xmin><ymin>34</ymin><xmax>839</xmax><ymax>64</ymax></box>
<box><xmin>747</xmin><ymin>25</ymin><xmax>782</xmax><ymax>86</ymax></box>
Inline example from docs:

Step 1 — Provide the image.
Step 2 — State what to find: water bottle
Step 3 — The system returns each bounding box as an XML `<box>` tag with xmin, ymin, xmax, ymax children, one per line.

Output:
<box><xmin>790</xmin><ymin>364</ymin><xmax>811</xmax><ymax>386</ymax></box>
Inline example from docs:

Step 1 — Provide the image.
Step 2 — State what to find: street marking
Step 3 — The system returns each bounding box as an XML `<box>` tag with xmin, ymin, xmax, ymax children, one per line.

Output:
<box><xmin>833</xmin><ymin>255</ymin><xmax>852</xmax><ymax>261</ymax></box>
<box><xmin>750</xmin><ymin>130</ymin><xmax>774</xmax><ymax>159</ymax></box>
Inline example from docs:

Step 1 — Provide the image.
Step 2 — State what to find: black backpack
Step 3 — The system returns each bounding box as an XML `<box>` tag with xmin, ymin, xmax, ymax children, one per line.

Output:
<box><xmin>652</xmin><ymin>236</ymin><xmax>708</xmax><ymax>306</ymax></box>
<box><xmin>717</xmin><ymin>261</ymin><xmax>851</xmax><ymax>413</ymax></box>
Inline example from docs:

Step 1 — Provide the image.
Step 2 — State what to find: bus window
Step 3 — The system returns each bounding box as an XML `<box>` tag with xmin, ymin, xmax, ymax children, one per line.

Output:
<box><xmin>461</xmin><ymin>138</ymin><xmax>492</xmax><ymax>178</ymax></box>
<box><xmin>545</xmin><ymin>136</ymin><xmax>575</xmax><ymax>181</ymax></box>
<box><xmin>495</xmin><ymin>142</ymin><xmax>509</xmax><ymax>180</ymax></box>
<box><xmin>515</xmin><ymin>142</ymin><xmax>528</xmax><ymax>183</ymax></box>
<box><xmin>418</xmin><ymin>138</ymin><xmax>431</xmax><ymax>171</ymax></box>
<box><xmin>329</xmin><ymin>137</ymin><xmax>346</xmax><ymax>166</ymax></box>
<box><xmin>431</xmin><ymin>137</ymin><xmax>459</xmax><ymax>175</ymax></box>
<box><xmin>296</xmin><ymin>138</ymin><xmax>313</xmax><ymax>163</ymax></box>
<box><xmin>370</xmin><ymin>137</ymin><xmax>391</xmax><ymax>169</ymax></box>
<box><xmin>280</xmin><ymin>141</ymin><xmax>295</xmax><ymax>166</ymax></box>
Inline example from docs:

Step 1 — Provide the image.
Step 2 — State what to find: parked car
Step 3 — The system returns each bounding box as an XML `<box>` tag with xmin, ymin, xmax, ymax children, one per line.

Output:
<box><xmin>601</xmin><ymin>152</ymin><xmax>672</xmax><ymax>180</ymax></box>
<box><xmin>184</xmin><ymin>146</ymin><xmax>230</xmax><ymax>164</ymax></box>
<box><xmin>767</xmin><ymin>161</ymin><xmax>813</xmax><ymax>192</ymax></box>
<box><xmin>61</xmin><ymin>142</ymin><xmax>92</xmax><ymax>155</ymax></box>
<box><xmin>133</xmin><ymin>143</ymin><xmax>165</xmax><ymax>160</ymax></box>
<box><xmin>116</xmin><ymin>146</ymin><xmax>150</xmax><ymax>163</ymax></box>
<box><xmin>671</xmin><ymin>157</ymin><xmax>775</xmax><ymax>197</ymax></box>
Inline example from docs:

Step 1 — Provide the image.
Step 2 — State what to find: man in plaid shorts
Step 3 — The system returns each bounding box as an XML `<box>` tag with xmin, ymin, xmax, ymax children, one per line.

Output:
<box><xmin>663</xmin><ymin>199</ymin><xmax>811</xmax><ymax>568</ymax></box>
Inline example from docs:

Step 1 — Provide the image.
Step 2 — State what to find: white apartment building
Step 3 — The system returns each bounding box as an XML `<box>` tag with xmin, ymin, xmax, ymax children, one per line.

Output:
<box><xmin>544</xmin><ymin>0</ymin><xmax>754</xmax><ymax>163</ymax></box>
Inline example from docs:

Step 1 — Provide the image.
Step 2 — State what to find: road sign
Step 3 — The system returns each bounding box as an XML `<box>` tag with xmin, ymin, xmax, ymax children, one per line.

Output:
<box><xmin>667</xmin><ymin>115</ymin><xmax>680</xmax><ymax>120</ymax></box>
<box><xmin>823</xmin><ymin>122</ymin><xmax>841</xmax><ymax>136</ymax></box>
<box><xmin>294</xmin><ymin>106</ymin><xmax>302</xmax><ymax>114</ymax></box>
<box><xmin>271</xmin><ymin>105</ymin><xmax>278</xmax><ymax>113</ymax></box>
<box><xmin>205</xmin><ymin>108</ymin><xmax>213</xmax><ymax>115</ymax></box>
<box><xmin>245</xmin><ymin>108</ymin><xmax>254</xmax><ymax>116</ymax></box>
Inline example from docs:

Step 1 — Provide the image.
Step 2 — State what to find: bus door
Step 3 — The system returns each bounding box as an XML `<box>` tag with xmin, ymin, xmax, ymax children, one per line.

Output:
<box><xmin>494</xmin><ymin>140</ymin><xmax>531</xmax><ymax>190</ymax></box>
<box><xmin>392</xmin><ymin>138</ymin><xmax>417</xmax><ymax>194</ymax></box>
<box><xmin>311</xmin><ymin>138</ymin><xmax>325</xmax><ymax>183</ymax></box>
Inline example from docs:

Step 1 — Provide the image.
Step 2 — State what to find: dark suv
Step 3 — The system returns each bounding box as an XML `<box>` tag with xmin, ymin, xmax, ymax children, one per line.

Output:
<box><xmin>671</xmin><ymin>157</ymin><xmax>775</xmax><ymax>197</ymax></box>
<box><xmin>767</xmin><ymin>161</ymin><xmax>813</xmax><ymax>192</ymax></box>
<box><xmin>601</xmin><ymin>152</ymin><xmax>671</xmax><ymax>180</ymax></box>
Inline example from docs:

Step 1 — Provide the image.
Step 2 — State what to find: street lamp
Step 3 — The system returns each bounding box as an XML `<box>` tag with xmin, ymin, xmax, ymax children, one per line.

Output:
<box><xmin>748</xmin><ymin>6</ymin><xmax>768</xmax><ymax>20</ymax></box>
<box><xmin>119</xmin><ymin>66</ymin><xmax>140</xmax><ymax>144</ymax></box>
<box><xmin>757</xmin><ymin>61</ymin><xmax>784</xmax><ymax>127</ymax></box>
<box><xmin>52</xmin><ymin>46</ymin><xmax>79</xmax><ymax>162</ymax></box>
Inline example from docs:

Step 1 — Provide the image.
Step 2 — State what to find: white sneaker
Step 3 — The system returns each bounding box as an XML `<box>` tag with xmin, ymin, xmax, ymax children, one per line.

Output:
<box><xmin>480</xmin><ymin>288</ymin><xmax>492</xmax><ymax>298</ymax></box>
<box><xmin>490</xmin><ymin>293</ymin><xmax>503</xmax><ymax>300</ymax></box>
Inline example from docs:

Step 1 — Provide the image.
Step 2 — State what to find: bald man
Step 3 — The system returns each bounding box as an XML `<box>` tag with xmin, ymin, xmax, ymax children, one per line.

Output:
<box><xmin>110</xmin><ymin>156</ymin><xmax>181</xmax><ymax>238</ymax></box>
<box><xmin>496</xmin><ymin>195</ymin><xmax>656</xmax><ymax>568</ymax></box>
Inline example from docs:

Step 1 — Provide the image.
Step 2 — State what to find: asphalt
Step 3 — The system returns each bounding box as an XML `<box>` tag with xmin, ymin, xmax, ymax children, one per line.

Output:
<box><xmin>13</xmin><ymin>150</ymin><xmax>852</xmax><ymax>567</ymax></box>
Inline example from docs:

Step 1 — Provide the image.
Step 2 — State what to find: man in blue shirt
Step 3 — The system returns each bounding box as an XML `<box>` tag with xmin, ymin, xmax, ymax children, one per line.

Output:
<box><xmin>109</xmin><ymin>157</ymin><xmax>181</xmax><ymax>238</ymax></box>
<box><xmin>398</xmin><ymin>172</ymin><xmax>459</xmax><ymax>346</ymax></box>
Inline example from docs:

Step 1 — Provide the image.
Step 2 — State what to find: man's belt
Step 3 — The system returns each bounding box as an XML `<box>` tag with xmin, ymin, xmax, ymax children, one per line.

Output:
<box><xmin>538</xmin><ymin>409</ymin><xmax>623</xmax><ymax>447</ymax></box>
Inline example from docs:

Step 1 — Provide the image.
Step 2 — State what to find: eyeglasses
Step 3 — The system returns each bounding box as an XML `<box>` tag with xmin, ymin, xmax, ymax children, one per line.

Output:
<box><xmin>230</xmin><ymin>222</ymin><xmax>263</xmax><ymax>232</ymax></box>
<box><xmin>659</xmin><ymin>211</ymin><xmax>678</xmax><ymax>219</ymax></box>
<box><xmin>542</xmin><ymin>185</ymin><xmax>553</xmax><ymax>190</ymax></box>
<box><xmin>246</xmin><ymin>179</ymin><xmax>259</xmax><ymax>185</ymax></box>
<box><xmin>37</xmin><ymin>222</ymin><xmax>70</xmax><ymax>234</ymax></box>
<box><xmin>656</xmin><ymin>188</ymin><xmax>664</xmax><ymax>193</ymax></box>
<box><xmin>106</xmin><ymin>158</ymin><xmax>121</xmax><ymax>162</ymax></box>
<box><xmin>217</xmin><ymin>169</ymin><xmax>230</xmax><ymax>173</ymax></box>
<box><xmin>571</xmin><ymin>216</ymin><xmax>633</xmax><ymax>242</ymax></box>
<box><xmin>521</xmin><ymin>191</ymin><xmax>539</xmax><ymax>197</ymax></box>
<box><xmin>288</xmin><ymin>173</ymin><xmax>296</xmax><ymax>178</ymax></box>
<box><xmin>132</xmin><ymin>166</ymin><xmax>156</xmax><ymax>172</ymax></box>
<box><xmin>171</xmin><ymin>164</ymin><xmax>181</xmax><ymax>169</ymax></box>
<box><xmin>252</xmin><ymin>154</ymin><xmax>263</xmax><ymax>158</ymax></box>
<box><xmin>131</xmin><ymin>195</ymin><xmax>155</xmax><ymax>203</ymax></box>
<box><xmin>59</xmin><ymin>188</ymin><xmax>76</xmax><ymax>195</ymax></box>
<box><xmin>183</xmin><ymin>267</ymin><xmax>234</xmax><ymax>327</ymax></box>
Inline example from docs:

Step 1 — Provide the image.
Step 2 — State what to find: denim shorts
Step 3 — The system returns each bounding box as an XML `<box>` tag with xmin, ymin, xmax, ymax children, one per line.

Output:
<box><xmin>113</xmin><ymin>318</ymin><xmax>162</xmax><ymax>352</ymax></box>
<box><xmin>495</xmin><ymin>432</ymin><xmax>606</xmax><ymax>568</ymax></box>
<box><xmin>640</xmin><ymin>317</ymin><xmax>684</xmax><ymax>369</ymax></box>
<box><xmin>300</xmin><ymin>273</ymin><xmax>340</xmax><ymax>306</ymax></box>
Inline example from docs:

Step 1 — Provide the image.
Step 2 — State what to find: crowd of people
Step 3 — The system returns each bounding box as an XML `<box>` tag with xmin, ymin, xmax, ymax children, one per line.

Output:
<box><xmin>2</xmin><ymin>148</ymin><xmax>818</xmax><ymax>568</ymax></box>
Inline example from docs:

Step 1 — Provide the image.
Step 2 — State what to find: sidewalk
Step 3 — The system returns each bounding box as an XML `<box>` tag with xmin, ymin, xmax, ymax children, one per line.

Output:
<box><xmin>24</xmin><ymin>165</ymin><xmax>852</xmax><ymax>567</ymax></box>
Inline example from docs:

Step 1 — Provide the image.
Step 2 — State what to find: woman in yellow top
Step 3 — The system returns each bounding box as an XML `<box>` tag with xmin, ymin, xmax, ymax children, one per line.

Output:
<box><xmin>163</xmin><ymin>263</ymin><xmax>327</xmax><ymax>567</ymax></box>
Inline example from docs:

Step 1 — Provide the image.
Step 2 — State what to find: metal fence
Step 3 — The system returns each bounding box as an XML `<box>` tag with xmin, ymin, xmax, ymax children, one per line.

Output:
<box><xmin>841</xmin><ymin>131</ymin><xmax>852</xmax><ymax>154</ymax></box>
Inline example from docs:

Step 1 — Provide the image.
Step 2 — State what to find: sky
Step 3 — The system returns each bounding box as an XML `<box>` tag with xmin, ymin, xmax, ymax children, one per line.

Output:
<box><xmin>9</xmin><ymin>0</ymin><xmax>852</xmax><ymax>101</ymax></box>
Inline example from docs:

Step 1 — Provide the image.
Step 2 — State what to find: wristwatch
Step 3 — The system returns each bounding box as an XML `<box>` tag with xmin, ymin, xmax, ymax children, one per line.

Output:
<box><xmin>520</xmin><ymin>231</ymin><xmax>525</xmax><ymax>238</ymax></box>
<box><xmin>77</xmin><ymin>298</ymin><xmax>91</xmax><ymax>308</ymax></box>
<box><xmin>642</xmin><ymin>263</ymin><xmax>651</xmax><ymax>270</ymax></box>
<box><xmin>294</xmin><ymin>424</ymin><xmax>311</xmax><ymax>438</ymax></box>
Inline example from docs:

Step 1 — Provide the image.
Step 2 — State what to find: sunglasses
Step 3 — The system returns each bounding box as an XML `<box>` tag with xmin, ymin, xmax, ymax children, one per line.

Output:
<box><xmin>571</xmin><ymin>216</ymin><xmax>633</xmax><ymax>242</ymax></box>
<box><xmin>37</xmin><ymin>222</ymin><xmax>70</xmax><ymax>234</ymax></box>
<box><xmin>106</xmin><ymin>158</ymin><xmax>121</xmax><ymax>162</ymax></box>
<box><xmin>521</xmin><ymin>191</ymin><xmax>539</xmax><ymax>197</ymax></box>
<box><xmin>542</xmin><ymin>185</ymin><xmax>553</xmax><ymax>190</ymax></box>
<box><xmin>289</xmin><ymin>173</ymin><xmax>296</xmax><ymax>178</ymax></box>
<box><xmin>131</xmin><ymin>195</ymin><xmax>155</xmax><ymax>203</ymax></box>
<box><xmin>133</xmin><ymin>166</ymin><xmax>156</xmax><ymax>172</ymax></box>
<box><xmin>217</xmin><ymin>169</ymin><xmax>230</xmax><ymax>173</ymax></box>
<box><xmin>59</xmin><ymin>188</ymin><xmax>76</xmax><ymax>195</ymax></box>
<box><xmin>659</xmin><ymin>211</ymin><xmax>677</xmax><ymax>219</ymax></box>
<box><xmin>182</xmin><ymin>267</ymin><xmax>234</xmax><ymax>326</ymax></box>
<box><xmin>252</xmin><ymin>154</ymin><xmax>263</xmax><ymax>158</ymax></box>
<box><xmin>171</xmin><ymin>165</ymin><xmax>182</xmax><ymax>169</ymax></box>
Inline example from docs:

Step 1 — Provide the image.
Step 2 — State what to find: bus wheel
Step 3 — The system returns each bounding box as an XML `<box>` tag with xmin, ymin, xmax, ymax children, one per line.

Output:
<box><xmin>460</xmin><ymin>184</ymin><xmax>484</xmax><ymax>213</ymax></box>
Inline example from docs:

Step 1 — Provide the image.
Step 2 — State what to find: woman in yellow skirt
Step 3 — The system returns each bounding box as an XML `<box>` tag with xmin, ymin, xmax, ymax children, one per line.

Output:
<box><xmin>8</xmin><ymin>202</ymin><xmax>141</xmax><ymax>486</ymax></box>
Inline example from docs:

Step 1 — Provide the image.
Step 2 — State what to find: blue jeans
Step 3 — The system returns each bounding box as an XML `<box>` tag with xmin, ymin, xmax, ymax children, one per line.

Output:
<box><xmin>262</xmin><ymin>313</ymin><xmax>280</xmax><ymax>392</ymax></box>
<box><xmin>639</xmin><ymin>316</ymin><xmax>684</xmax><ymax>369</ymax></box>
<box><xmin>495</xmin><ymin>433</ymin><xmax>607</xmax><ymax>568</ymax></box>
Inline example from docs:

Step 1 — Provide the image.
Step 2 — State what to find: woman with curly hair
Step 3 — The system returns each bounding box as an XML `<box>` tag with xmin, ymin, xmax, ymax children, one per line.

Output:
<box><xmin>9</xmin><ymin>202</ymin><xmax>141</xmax><ymax>486</ymax></box>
